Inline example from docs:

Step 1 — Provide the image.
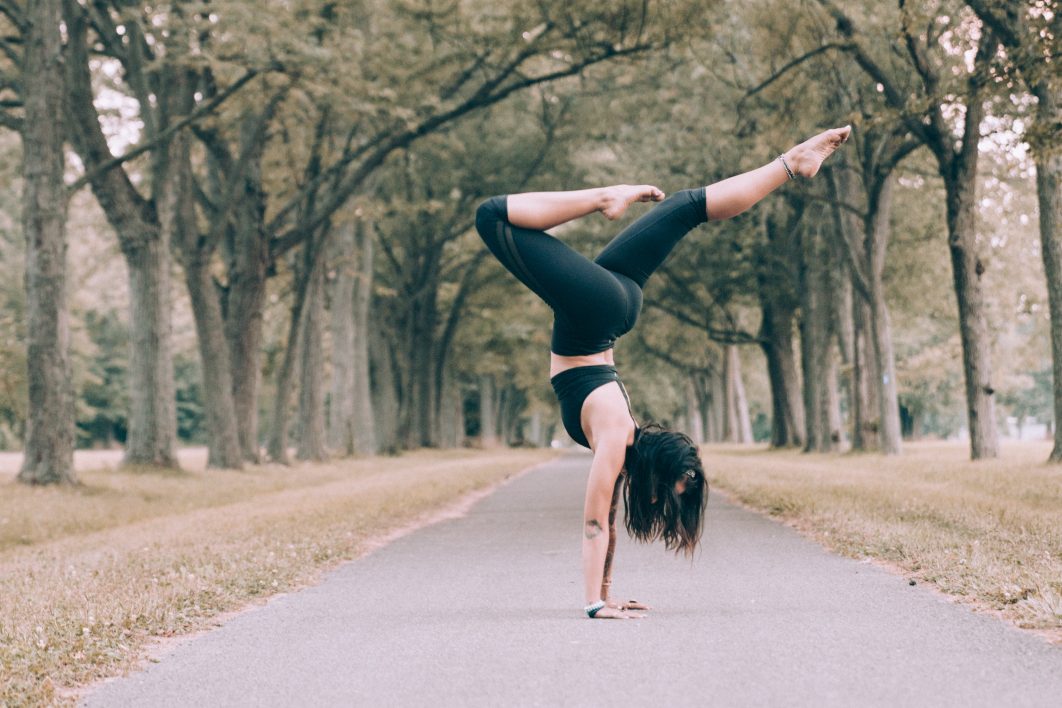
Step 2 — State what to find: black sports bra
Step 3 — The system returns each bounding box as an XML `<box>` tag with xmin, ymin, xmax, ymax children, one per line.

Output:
<box><xmin>549</xmin><ymin>365</ymin><xmax>638</xmax><ymax>449</ymax></box>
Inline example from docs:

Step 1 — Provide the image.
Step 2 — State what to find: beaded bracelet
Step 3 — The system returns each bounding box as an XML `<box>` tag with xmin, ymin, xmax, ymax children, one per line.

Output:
<box><xmin>585</xmin><ymin>600</ymin><xmax>606</xmax><ymax>618</ymax></box>
<box><xmin>778</xmin><ymin>154</ymin><xmax>796</xmax><ymax>180</ymax></box>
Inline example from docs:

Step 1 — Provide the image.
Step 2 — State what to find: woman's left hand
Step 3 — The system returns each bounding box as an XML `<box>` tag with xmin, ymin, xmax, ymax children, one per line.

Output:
<box><xmin>607</xmin><ymin>598</ymin><xmax>651</xmax><ymax>611</ymax></box>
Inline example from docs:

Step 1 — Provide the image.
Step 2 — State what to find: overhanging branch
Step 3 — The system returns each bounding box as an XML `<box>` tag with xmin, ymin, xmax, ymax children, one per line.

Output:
<box><xmin>66</xmin><ymin>68</ymin><xmax>265</xmax><ymax>194</ymax></box>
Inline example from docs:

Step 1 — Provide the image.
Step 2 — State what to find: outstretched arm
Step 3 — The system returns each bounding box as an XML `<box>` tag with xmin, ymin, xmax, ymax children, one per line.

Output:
<box><xmin>582</xmin><ymin>440</ymin><xmax>637</xmax><ymax>619</ymax></box>
<box><xmin>600</xmin><ymin>475</ymin><xmax>622</xmax><ymax>602</ymax></box>
<box><xmin>600</xmin><ymin>475</ymin><xmax>652</xmax><ymax>612</ymax></box>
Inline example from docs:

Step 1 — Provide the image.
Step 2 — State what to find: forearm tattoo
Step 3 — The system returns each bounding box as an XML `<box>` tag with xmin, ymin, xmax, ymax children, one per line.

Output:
<box><xmin>584</xmin><ymin>519</ymin><xmax>604</xmax><ymax>540</ymax></box>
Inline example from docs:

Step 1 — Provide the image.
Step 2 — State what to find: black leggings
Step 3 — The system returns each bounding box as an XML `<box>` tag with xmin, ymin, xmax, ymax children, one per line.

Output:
<box><xmin>475</xmin><ymin>188</ymin><xmax>708</xmax><ymax>355</ymax></box>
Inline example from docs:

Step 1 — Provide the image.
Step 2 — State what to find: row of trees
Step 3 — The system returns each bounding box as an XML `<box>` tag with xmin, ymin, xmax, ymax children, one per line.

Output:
<box><xmin>1</xmin><ymin>0</ymin><xmax>1057</xmax><ymax>485</ymax></box>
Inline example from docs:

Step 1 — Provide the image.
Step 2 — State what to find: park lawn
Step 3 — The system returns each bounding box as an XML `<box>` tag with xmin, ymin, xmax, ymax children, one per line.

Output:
<box><xmin>0</xmin><ymin>447</ymin><xmax>556</xmax><ymax>707</ymax></box>
<box><xmin>703</xmin><ymin>440</ymin><xmax>1062</xmax><ymax>640</ymax></box>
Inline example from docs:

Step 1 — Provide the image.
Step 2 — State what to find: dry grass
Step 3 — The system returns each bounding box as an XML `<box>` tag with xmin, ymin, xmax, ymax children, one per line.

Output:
<box><xmin>0</xmin><ymin>447</ymin><xmax>556</xmax><ymax>706</ymax></box>
<box><xmin>704</xmin><ymin>440</ymin><xmax>1062</xmax><ymax>639</ymax></box>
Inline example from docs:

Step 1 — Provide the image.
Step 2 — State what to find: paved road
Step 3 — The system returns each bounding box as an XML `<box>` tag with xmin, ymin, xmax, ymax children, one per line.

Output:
<box><xmin>84</xmin><ymin>454</ymin><xmax>1062</xmax><ymax>707</ymax></box>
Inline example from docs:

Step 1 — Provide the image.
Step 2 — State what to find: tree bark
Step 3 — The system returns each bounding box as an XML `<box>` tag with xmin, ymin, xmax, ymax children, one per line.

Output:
<box><xmin>1033</xmin><ymin>84</ymin><xmax>1062</xmax><ymax>461</ymax></box>
<box><xmin>758</xmin><ymin>205</ymin><xmax>805</xmax><ymax>448</ymax></box>
<box><xmin>224</xmin><ymin>217</ymin><xmax>269</xmax><ymax>463</ymax></box>
<box><xmin>370</xmin><ymin>328</ymin><xmax>400</xmax><ymax>454</ymax></box>
<box><xmin>328</xmin><ymin>223</ymin><xmax>358</xmax><ymax>457</ymax></box>
<box><xmin>19</xmin><ymin>0</ymin><xmax>76</xmax><ymax>485</ymax></box>
<box><xmin>268</xmin><ymin>228</ymin><xmax>330</xmax><ymax>463</ymax></box>
<box><xmin>865</xmin><ymin>176</ymin><xmax>903</xmax><ymax>454</ymax></box>
<box><xmin>267</xmin><ymin>265</ymin><xmax>305</xmax><ymax>465</ymax></box>
<box><xmin>800</xmin><ymin>223</ymin><xmax>836</xmax><ymax>453</ymax></box>
<box><xmin>351</xmin><ymin>223</ymin><xmax>376</xmax><ymax>454</ymax></box>
<box><xmin>296</xmin><ymin>264</ymin><xmax>328</xmax><ymax>461</ymax></box>
<box><xmin>686</xmin><ymin>376</ymin><xmax>704</xmax><ymax>446</ymax></box>
<box><xmin>946</xmin><ymin>162</ymin><xmax>1000</xmax><ymax>459</ymax></box>
<box><xmin>183</xmin><ymin>257</ymin><xmax>243</xmax><ymax>468</ymax></box>
<box><xmin>723</xmin><ymin>345</ymin><xmax>753</xmax><ymax>443</ymax></box>
<box><xmin>826</xmin><ymin>349</ymin><xmax>843</xmax><ymax>447</ymax></box>
<box><xmin>834</xmin><ymin>251</ymin><xmax>858</xmax><ymax>447</ymax></box>
<box><xmin>480</xmin><ymin>374</ymin><xmax>498</xmax><ymax>447</ymax></box>
<box><xmin>854</xmin><ymin>297</ymin><xmax>880</xmax><ymax>447</ymax></box>
<box><xmin>438</xmin><ymin>374</ymin><xmax>465</xmax><ymax>448</ymax></box>
<box><xmin>760</xmin><ymin>297</ymin><xmax>804</xmax><ymax>448</ymax></box>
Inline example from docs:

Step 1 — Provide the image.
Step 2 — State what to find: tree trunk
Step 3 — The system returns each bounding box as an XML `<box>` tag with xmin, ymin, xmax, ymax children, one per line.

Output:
<box><xmin>834</xmin><ymin>255</ymin><xmax>857</xmax><ymax>447</ymax></box>
<box><xmin>328</xmin><ymin>222</ymin><xmax>358</xmax><ymax>457</ymax></box>
<box><xmin>438</xmin><ymin>374</ymin><xmax>465</xmax><ymax>448</ymax></box>
<box><xmin>708</xmin><ymin>367</ymin><xmax>726</xmax><ymax>443</ymax></box>
<box><xmin>528</xmin><ymin>409</ymin><xmax>544</xmax><ymax>448</ymax></box>
<box><xmin>946</xmin><ymin>174</ymin><xmax>1000</xmax><ymax>459</ymax></box>
<box><xmin>370</xmin><ymin>329</ymin><xmax>399</xmax><ymax>454</ymax></box>
<box><xmin>723</xmin><ymin>345</ymin><xmax>753</xmax><ymax>443</ymax></box>
<box><xmin>854</xmin><ymin>298</ymin><xmax>880</xmax><ymax>447</ymax></box>
<box><xmin>1034</xmin><ymin>82</ymin><xmax>1062</xmax><ymax>461</ymax></box>
<box><xmin>351</xmin><ymin>223</ymin><xmax>376</xmax><ymax>454</ymax></box>
<box><xmin>19</xmin><ymin>0</ymin><xmax>75</xmax><ymax>485</ymax></box>
<box><xmin>124</xmin><ymin>175</ymin><xmax>178</xmax><ymax>468</ymax></box>
<box><xmin>223</xmin><ymin>158</ymin><xmax>271</xmax><ymax>462</ymax></box>
<box><xmin>826</xmin><ymin>350</ymin><xmax>843</xmax><ymax>447</ymax></box>
<box><xmin>267</xmin><ymin>233</ymin><xmax>324</xmax><ymax>464</ymax></box>
<box><xmin>760</xmin><ymin>298</ymin><xmax>804</xmax><ymax>448</ymax></box>
<box><xmin>326</xmin><ymin>221</ymin><xmax>376</xmax><ymax>456</ymax></box>
<box><xmin>866</xmin><ymin>177</ymin><xmax>903</xmax><ymax>455</ymax></box>
<box><xmin>413</xmin><ymin>304</ymin><xmax>438</xmax><ymax>448</ymax></box>
<box><xmin>800</xmin><ymin>223</ymin><xmax>835</xmax><ymax>453</ymax></box>
<box><xmin>182</xmin><ymin>257</ymin><xmax>242</xmax><ymax>468</ymax></box>
<box><xmin>686</xmin><ymin>376</ymin><xmax>704</xmax><ymax>446</ymax></box>
<box><xmin>480</xmin><ymin>374</ymin><xmax>498</xmax><ymax>447</ymax></box>
<box><xmin>296</xmin><ymin>264</ymin><xmax>328</xmax><ymax>461</ymax></box>
<box><xmin>267</xmin><ymin>255</ymin><xmax>309</xmax><ymax>465</ymax></box>
<box><xmin>63</xmin><ymin>5</ymin><xmax>179</xmax><ymax>470</ymax></box>
<box><xmin>758</xmin><ymin>205</ymin><xmax>805</xmax><ymax>448</ymax></box>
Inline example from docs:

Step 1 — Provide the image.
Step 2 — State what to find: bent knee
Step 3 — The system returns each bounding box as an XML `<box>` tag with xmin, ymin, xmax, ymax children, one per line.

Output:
<box><xmin>475</xmin><ymin>195</ymin><xmax>509</xmax><ymax>240</ymax></box>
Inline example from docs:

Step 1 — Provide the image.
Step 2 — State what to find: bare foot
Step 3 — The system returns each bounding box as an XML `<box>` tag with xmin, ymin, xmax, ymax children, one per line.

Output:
<box><xmin>784</xmin><ymin>125</ymin><xmax>852</xmax><ymax>178</ymax></box>
<box><xmin>600</xmin><ymin>184</ymin><xmax>665</xmax><ymax>220</ymax></box>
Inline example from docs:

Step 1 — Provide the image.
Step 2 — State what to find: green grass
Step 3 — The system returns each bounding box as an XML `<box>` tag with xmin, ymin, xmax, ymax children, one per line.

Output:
<box><xmin>0</xmin><ymin>448</ymin><xmax>556</xmax><ymax>706</ymax></box>
<box><xmin>704</xmin><ymin>440</ymin><xmax>1062</xmax><ymax>640</ymax></box>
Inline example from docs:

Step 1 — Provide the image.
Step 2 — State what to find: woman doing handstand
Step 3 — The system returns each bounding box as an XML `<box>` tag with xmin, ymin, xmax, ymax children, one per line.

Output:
<box><xmin>475</xmin><ymin>126</ymin><xmax>851</xmax><ymax>619</ymax></box>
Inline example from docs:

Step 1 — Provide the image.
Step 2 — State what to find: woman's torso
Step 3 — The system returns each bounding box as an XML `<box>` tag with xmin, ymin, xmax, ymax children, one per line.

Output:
<box><xmin>550</xmin><ymin>351</ymin><xmax>637</xmax><ymax>449</ymax></box>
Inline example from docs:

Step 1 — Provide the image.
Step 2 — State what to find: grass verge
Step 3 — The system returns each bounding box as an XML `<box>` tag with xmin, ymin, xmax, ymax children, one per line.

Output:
<box><xmin>703</xmin><ymin>440</ymin><xmax>1062</xmax><ymax>641</ymax></box>
<box><xmin>0</xmin><ymin>447</ymin><xmax>556</xmax><ymax>706</ymax></box>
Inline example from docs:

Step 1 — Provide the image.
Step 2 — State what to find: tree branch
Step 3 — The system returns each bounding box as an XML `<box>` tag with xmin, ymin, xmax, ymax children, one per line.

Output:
<box><xmin>67</xmin><ymin>68</ymin><xmax>264</xmax><ymax>194</ymax></box>
<box><xmin>741</xmin><ymin>41</ymin><xmax>853</xmax><ymax>102</ymax></box>
<box><xmin>645</xmin><ymin>301</ymin><xmax>760</xmax><ymax>345</ymax></box>
<box><xmin>271</xmin><ymin>40</ymin><xmax>656</xmax><ymax>255</ymax></box>
<box><xmin>963</xmin><ymin>0</ymin><xmax>1021</xmax><ymax>49</ymax></box>
<box><xmin>636</xmin><ymin>334</ymin><xmax>717</xmax><ymax>376</ymax></box>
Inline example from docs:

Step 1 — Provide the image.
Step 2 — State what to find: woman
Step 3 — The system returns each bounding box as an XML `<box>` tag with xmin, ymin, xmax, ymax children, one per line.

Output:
<box><xmin>475</xmin><ymin>126</ymin><xmax>851</xmax><ymax>619</ymax></box>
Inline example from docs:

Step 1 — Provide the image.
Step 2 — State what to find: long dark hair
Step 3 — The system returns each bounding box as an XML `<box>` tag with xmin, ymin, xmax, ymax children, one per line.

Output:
<box><xmin>622</xmin><ymin>423</ymin><xmax>708</xmax><ymax>557</ymax></box>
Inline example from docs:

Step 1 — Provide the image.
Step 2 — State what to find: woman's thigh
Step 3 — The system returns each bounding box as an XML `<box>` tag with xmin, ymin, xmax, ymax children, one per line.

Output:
<box><xmin>476</xmin><ymin>196</ymin><xmax>627</xmax><ymax>322</ymax></box>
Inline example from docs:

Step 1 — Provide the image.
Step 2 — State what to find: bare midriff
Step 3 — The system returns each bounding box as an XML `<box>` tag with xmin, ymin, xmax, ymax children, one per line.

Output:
<box><xmin>549</xmin><ymin>349</ymin><xmax>614</xmax><ymax>378</ymax></box>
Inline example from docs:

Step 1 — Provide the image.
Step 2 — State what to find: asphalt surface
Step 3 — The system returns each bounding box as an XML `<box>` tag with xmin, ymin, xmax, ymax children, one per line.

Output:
<box><xmin>84</xmin><ymin>453</ymin><xmax>1062</xmax><ymax>708</ymax></box>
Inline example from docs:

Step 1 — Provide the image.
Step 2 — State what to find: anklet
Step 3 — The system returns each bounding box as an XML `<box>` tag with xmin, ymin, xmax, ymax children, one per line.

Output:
<box><xmin>585</xmin><ymin>600</ymin><xmax>606</xmax><ymax>618</ymax></box>
<box><xmin>778</xmin><ymin>154</ymin><xmax>796</xmax><ymax>180</ymax></box>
